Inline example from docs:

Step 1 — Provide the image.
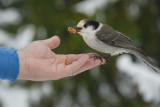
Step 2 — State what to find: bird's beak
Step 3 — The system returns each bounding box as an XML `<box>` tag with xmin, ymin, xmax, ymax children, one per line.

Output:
<box><xmin>68</xmin><ymin>26</ymin><xmax>82</xmax><ymax>34</ymax></box>
<box><xmin>73</xmin><ymin>26</ymin><xmax>82</xmax><ymax>33</ymax></box>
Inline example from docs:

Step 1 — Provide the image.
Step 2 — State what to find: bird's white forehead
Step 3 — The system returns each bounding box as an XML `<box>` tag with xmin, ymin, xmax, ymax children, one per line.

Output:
<box><xmin>77</xmin><ymin>20</ymin><xmax>86</xmax><ymax>27</ymax></box>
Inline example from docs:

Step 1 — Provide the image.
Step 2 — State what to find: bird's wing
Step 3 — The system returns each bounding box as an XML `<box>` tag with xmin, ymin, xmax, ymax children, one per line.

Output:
<box><xmin>96</xmin><ymin>24</ymin><xmax>143</xmax><ymax>53</ymax></box>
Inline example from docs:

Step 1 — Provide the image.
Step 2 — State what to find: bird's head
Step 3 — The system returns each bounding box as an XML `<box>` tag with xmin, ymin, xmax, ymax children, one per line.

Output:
<box><xmin>69</xmin><ymin>19</ymin><xmax>100</xmax><ymax>37</ymax></box>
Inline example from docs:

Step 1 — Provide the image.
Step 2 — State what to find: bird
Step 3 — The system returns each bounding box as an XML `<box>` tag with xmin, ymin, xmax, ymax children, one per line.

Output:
<box><xmin>68</xmin><ymin>19</ymin><xmax>160</xmax><ymax>73</ymax></box>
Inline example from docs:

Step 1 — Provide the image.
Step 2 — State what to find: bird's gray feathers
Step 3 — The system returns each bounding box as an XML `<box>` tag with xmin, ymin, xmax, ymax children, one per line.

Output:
<box><xmin>132</xmin><ymin>50</ymin><xmax>160</xmax><ymax>73</ymax></box>
<box><xmin>96</xmin><ymin>24</ymin><xmax>143</xmax><ymax>53</ymax></box>
<box><xmin>95</xmin><ymin>24</ymin><xmax>160</xmax><ymax>73</ymax></box>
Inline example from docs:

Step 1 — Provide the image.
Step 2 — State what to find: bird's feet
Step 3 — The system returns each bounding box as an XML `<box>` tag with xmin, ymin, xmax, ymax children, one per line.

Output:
<box><xmin>90</xmin><ymin>54</ymin><xmax>111</xmax><ymax>64</ymax></box>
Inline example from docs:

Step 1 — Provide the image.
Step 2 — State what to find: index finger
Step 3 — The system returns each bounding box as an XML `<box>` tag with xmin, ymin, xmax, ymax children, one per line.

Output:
<box><xmin>66</xmin><ymin>53</ymin><xmax>98</xmax><ymax>61</ymax></box>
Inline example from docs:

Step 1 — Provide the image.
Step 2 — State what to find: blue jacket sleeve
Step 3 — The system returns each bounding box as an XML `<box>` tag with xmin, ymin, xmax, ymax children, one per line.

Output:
<box><xmin>0</xmin><ymin>47</ymin><xmax>19</xmax><ymax>82</ymax></box>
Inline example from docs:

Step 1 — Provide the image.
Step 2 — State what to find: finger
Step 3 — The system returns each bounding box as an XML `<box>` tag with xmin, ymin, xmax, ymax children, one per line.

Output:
<box><xmin>66</xmin><ymin>53</ymin><xmax>98</xmax><ymax>61</ymax></box>
<box><xmin>66</xmin><ymin>54</ymin><xmax>85</xmax><ymax>61</ymax></box>
<box><xmin>42</xmin><ymin>36</ymin><xmax>60</xmax><ymax>49</ymax></box>
<box><xmin>73</xmin><ymin>56</ymin><xmax>106</xmax><ymax>76</ymax></box>
<box><xmin>64</xmin><ymin>55</ymin><xmax>89</xmax><ymax>77</ymax></box>
<box><xmin>87</xmin><ymin>53</ymin><xmax>99</xmax><ymax>58</ymax></box>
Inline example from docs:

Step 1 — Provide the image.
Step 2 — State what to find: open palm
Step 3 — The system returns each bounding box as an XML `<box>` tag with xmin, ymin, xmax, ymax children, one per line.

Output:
<box><xmin>17</xmin><ymin>36</ymin><xmax>105</xmax><ymax>81</ymax></box>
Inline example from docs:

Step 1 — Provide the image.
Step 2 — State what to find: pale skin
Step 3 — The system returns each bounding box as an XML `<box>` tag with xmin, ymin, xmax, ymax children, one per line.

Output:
<box><xmin>17</xmin><ymin>36</ymin><xmax>105</xmax><ymax>81</ymax></box>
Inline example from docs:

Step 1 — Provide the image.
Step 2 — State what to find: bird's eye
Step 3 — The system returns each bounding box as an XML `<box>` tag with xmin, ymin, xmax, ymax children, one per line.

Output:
<box><xmin>84</xmin><ymin>24</ymin><xmax>87</xmax><ymax>28</ymax></box>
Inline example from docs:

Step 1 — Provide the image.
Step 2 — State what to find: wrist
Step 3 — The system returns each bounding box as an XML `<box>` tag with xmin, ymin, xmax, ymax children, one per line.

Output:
<box><xmin>17</xmin><ymin>50</ymin><xmax>27</xmax><ymax>80</ymax></box>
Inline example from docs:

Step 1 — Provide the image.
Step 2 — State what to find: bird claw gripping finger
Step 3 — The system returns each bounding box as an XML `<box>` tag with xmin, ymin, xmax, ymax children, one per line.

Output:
<box><xmin>90</xmin><ymin>54</ymin><xmax>111</xmax><ymax>64</ymax></box>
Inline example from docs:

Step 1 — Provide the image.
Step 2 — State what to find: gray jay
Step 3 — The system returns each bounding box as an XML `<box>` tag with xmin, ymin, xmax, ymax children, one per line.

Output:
<box><xmin>69</xmin><ymin>19</ymin><xmax>160</xmax><ymax>73</ymax></box>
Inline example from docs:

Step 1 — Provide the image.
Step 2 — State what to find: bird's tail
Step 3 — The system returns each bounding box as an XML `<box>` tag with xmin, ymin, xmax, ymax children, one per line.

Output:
<box><xmin>131</xmin><ymin>50</ymin><xmax>160</xmax><ymax>74</ymax></box>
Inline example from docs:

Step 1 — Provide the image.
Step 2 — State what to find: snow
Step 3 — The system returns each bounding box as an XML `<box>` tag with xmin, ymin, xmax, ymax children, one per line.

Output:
<box><xmin>116</xmin><ymin>55</ymin><xmax>160</xmax><ymax>103</ymax></box>
<box><xmin>75</xmin><ymin>0</ymin><xmax>109</xmax><ymax>16</ymax></box>
<box><xmin>0</xmin><ymin>8</ymin><xmax>22</xmax><ymax>26</ymax></box>
<box><xmin>0</xmin><ymin>24</ymin><xmax>35</xmax><ymax>49</ymax></box>
<box><xmin>0</xmin><ymin>81</ymin><xmax>30</xmax><ymax>107</ymax></box>
<box><xmin>0</xmin><ymin>81</ymin><xmax>53</xmax><ymax>107</ymax></box>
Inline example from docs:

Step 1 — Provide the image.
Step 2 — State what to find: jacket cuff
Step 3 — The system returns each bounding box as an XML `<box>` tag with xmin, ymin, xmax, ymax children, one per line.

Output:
<box><xmin>0</xmin><ymin>47</ymin><xmax>19</xmax><ymax>82</ymax></box>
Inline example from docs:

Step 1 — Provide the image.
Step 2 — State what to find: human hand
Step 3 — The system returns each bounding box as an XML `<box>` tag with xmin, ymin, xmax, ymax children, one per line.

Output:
<box><xmin>17</xmin><ymin>36</ymin><xmax>105</xmax><ymax>81</ymax></box>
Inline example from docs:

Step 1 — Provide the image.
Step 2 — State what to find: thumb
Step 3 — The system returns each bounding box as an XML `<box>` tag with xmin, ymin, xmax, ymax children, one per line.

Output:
<box><xmin>43</xmin><ymin>36</ymin><xmax>60</xmax><ymax>49</ymax></box>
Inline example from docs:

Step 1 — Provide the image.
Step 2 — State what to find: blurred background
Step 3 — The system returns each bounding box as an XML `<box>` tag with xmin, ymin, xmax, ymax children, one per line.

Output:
<box><xmin>0</xmin><ymin>0</ymin><xmax>160</xmax><ymax>107</ymax></box>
